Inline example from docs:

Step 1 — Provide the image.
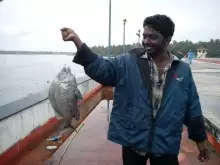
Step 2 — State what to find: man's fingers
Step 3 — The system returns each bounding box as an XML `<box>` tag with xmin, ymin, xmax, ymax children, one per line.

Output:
<box><xmin>60</xmin><ymin>27</ymin><xmax>75</xmax><ymax>41</ymax></box>
<box><xmin>60</xmin><ymin>27</ymin><xmax>68</xmax><ymax>31</ymax></box>
<box><xmin>65</xmin><ymin>34</ymin><xmax>75</xmax><ymax>41</ymax></box>
<box><xmin>65</xmin><ymin>36</ymin><xmax>72</xmax><ymax>40</ymax></box>
<box><xmin>62</xmin><ymin>36</ymin><xmax>66</xmax><ymax>41</ymax></box>
<box><xmin>62</xmin><ymin>31</ymin><xmax>68</xmax><ymax>36</ymax></box>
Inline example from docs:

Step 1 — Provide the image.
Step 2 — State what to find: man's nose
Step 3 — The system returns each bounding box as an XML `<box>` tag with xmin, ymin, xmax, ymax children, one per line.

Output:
<box><xmin>143</xmin><ymin>38</ymin><xmax>150</xmax><ymax>45</ymax></box>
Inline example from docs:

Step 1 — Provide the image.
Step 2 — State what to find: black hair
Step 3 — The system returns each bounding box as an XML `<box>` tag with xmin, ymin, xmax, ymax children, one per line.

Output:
<box><xmin>143</xmin><ymin>14</ymin><xmax>175</xmax><ymax>38</ymax></box>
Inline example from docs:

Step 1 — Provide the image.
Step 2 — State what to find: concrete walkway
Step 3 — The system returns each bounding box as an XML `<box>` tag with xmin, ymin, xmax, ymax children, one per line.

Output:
<box><xmin>44</xmin><ymin>101</ymin><xmax>219</xmax><ymax>165</ymax></box>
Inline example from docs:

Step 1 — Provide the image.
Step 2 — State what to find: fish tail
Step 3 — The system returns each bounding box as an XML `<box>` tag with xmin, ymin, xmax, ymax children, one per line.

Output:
<box><xmin>62</xmin><ymin>121</ymin><xmax>78</xmax><ymax>133</ymax></box>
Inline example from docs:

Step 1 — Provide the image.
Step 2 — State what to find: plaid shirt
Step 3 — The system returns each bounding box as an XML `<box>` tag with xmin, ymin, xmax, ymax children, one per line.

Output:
<box><xmin>133</xmin><ymin>52</ymin><xmax>179</xmax><ymax>156</ymax></box>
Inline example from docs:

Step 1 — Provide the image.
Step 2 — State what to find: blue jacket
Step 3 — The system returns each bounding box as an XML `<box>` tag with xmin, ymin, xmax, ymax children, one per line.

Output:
<box><xmin>73</xmin><ymin>43</ymin><xmax>207</xmax><ymax>156</ymax></box>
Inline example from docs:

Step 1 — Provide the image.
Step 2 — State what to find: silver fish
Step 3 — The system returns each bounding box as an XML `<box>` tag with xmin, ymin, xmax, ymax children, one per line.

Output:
<box><xmin>49</xmin><ymin>65</ymin><xmax>82</xmax><ymax>129</ymax></box>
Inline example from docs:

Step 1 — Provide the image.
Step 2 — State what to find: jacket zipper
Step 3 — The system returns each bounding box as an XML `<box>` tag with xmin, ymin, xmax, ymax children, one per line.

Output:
<box><xmin>148</xmin><ymin>117</ymin><xmax>156</xmax><ymax>152</ymax></box>
<box><xmin>147</xmin><ymin>65</ymin><xmax>175</xmax><ymax>153</ymax></box>
<box><xmin>148</xmin><ymin>110</ymin><xmax>158</xmax><ymax>152</ymax></box>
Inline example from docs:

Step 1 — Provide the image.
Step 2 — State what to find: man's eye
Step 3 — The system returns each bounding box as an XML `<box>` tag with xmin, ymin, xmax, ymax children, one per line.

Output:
<box><xmin>150</xmin><ymin>35</ymin><xmax>158</xmax><ymax>39</ymax></box>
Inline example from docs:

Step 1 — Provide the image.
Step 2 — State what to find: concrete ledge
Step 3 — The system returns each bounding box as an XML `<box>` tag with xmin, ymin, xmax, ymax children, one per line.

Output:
<box><xmin>203</xmin><ymin>112</ymin><xmax>220</xmax><ymax>153</ymax></box>
<box><xmin>0</xmin><ymin>76</ymin><xmax>98</xmax><ymax>164</ymax></box>
<box><xmin>195</xmin><ymin>58</ymin><xmax>220</xmax><ymax>64</ymax></box>
<box><xmin>0</xmin><ymin>84</ymin><xmax>105</xmax><ymax>165</ymax></box>
<box><xmin>0</xmin><ymin>75</ymin><xmax>91</xmax><ymax>121</ymax></box>
<box><xmin>203</xmin><ymin>112</ymin><xmax>220</xmax><ymax>140</ymax></box>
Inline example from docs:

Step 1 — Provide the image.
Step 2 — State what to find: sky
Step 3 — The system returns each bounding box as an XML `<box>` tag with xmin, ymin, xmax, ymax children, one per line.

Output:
<box><xmin>0</xmin><ymin>0</ymin><xmax>220</xmax><ymax>51</ymax></box>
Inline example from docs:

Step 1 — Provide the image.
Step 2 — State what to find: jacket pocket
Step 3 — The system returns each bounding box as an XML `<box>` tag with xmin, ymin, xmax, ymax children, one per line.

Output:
<box><xmin>169</xmin><ymin>109</ymin><xmax>185</xmax><ymax>135</ymax></box>
<box><xmin>120</xmin><ymin>102</ymin><xmax>134</xmax><ymax>129</ymax></box>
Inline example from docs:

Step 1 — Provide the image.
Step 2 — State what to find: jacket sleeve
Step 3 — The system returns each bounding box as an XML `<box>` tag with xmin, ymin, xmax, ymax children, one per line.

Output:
<box><xmin>73</xmin><ymin>43</ymin><xmax>123</xmax><ymax>87</ymax></box>
<box><xmin>184</xmin><ymin>68</ymin><xmax>207</xmax><ymax>142</ymax></box>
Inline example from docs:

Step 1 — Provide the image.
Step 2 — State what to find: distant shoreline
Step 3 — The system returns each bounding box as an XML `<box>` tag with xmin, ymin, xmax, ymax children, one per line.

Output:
<box><xmin>0</xmin><ymin>51</ymin><xmax>75</xmax><ymax>55</ymax></box>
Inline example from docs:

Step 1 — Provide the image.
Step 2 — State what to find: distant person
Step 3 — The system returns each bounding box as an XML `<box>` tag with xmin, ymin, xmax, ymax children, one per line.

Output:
<box><xmin>61</xmin><ymin>14</ymin><xmax>210</xmax><ymax>165</ymax></box>
<box><xmin>187</xmin><ymin>50</ymin><xmax>194</xmax><ymax>65</ymax></box>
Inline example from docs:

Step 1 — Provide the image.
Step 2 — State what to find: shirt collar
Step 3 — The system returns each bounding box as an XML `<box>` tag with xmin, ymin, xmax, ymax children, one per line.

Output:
<box><xmin>141</xmin><ymin>51</ymin><xmax>179</xmax><ymax>62</ymax></box>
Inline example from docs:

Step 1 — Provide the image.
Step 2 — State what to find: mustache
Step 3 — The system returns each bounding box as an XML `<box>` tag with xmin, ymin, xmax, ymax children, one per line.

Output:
<box><xmin>142</xmin><ymin>42</ymin><xmax>153</xmax><ymax>47</ymax></box>
<box><xmin>142</xmin><ymin>43</ymin><xmax>153</xmax><ymax>48</ymax></box>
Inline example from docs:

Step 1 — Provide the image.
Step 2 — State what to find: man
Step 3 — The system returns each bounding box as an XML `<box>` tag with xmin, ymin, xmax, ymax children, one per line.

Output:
<box><xmin>187</xmin><ymin>50</ymin><xmax>194</xmax><ymax>65</ymax></box>
<box><xmin>60</xmin><ymin>14</ymin><xmax>210</xmax><ymax>165</ymax></box>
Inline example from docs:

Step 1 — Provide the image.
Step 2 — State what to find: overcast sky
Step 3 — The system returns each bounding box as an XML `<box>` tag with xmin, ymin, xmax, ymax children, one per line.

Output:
<box><xmin>0</xmin><ymin>0</ymin><xmax>219</xmax><ymax>51</ymax></box>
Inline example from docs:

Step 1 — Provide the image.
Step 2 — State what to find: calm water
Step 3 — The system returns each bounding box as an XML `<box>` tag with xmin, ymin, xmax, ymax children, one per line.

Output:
<box><xmin>0</xmin><ymin>54</ymin><xmax>85</xmax><ymax>106</ymax></box>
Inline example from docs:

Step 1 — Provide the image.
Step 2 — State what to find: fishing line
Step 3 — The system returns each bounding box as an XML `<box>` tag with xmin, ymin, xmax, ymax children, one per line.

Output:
<box><xmin>57</xmin><ymin>123</ymin><xmax>84</xmax><ymax>165</ymax></box>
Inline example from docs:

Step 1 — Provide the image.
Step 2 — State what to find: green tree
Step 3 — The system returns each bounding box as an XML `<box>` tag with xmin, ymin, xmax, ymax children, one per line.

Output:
<box><xmin>90</xmin><ymin>39</ymin><xmax>220</xmax><ymax>58</ymax></box>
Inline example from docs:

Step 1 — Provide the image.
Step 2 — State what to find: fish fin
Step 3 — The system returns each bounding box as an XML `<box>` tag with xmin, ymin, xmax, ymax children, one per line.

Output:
<box><xmin>73</xmin><ymin>105</ymin><xmax>80</xmax><ymax>120</ymax></box>
<box><xmin>63</xmin><ymin>119</ymin><xmax>72</xmax><ymax>129</ymax></box>
<box><xmin>74</xmin><ymin>88</ymin><xmax>82</xmax><ymax>101</ymax></box>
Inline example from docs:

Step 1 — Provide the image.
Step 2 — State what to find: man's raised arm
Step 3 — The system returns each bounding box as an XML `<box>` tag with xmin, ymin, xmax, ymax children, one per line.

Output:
<box><xmin>61</xmin><ymin>27</ymin><xmax>124</xmax><ymax>87</ymax></box>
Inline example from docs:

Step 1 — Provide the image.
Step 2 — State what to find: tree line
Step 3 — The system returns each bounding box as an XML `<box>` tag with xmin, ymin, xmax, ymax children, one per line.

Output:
<box><xmin>0</xmin><ymin>50</ymin><xmax>73</xmax><ymax>55</ymax></box>
<box><xmin>90</xmin><ymin>39</ymin><xmax>220</xmax><ymax>57</ymax></box>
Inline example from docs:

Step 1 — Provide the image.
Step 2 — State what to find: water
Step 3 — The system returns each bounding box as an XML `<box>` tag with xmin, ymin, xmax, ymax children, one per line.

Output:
<box><xmin>0</xmin><ymin>54</ymin><xmax>85</xmax><ymax>106</ymax></box>
<box><xmin>1</xmin><ymin>56</ymin><xmax>220</xmax><ymax>121</ymax></box>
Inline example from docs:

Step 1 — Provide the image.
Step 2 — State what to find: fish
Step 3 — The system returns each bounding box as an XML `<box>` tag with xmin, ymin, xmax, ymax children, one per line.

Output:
<box><xmin>48</xmin><ymin>65</ymin><xmax>82</xmax><ymax>129</ymax></box>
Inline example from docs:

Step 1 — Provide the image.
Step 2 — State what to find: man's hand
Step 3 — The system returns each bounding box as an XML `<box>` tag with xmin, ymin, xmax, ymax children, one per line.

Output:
<box><xmin>60</xmin><ymin>27</ymin><xmax>78</xmax><ymax>41</ymax></box>
<box><xmin>196</xmin><ymin>140</ymin><xmax>210</xmax><ymax>162</ymax></box>
<box><xmin>60</xmin><ymin>27</ymin><xmax>83</xmax><ymax>49</ymax></box>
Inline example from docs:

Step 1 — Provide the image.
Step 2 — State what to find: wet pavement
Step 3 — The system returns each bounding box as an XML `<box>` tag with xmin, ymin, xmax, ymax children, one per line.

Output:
<box><xmin>44</xmin><ymin>101</ymin><xmax>220</xmax><ymax>165</ymax></box>
<box><xmin>189</xmin><ymin>60</ymin><xmax>220</xmax><ymax>120</ymax></box>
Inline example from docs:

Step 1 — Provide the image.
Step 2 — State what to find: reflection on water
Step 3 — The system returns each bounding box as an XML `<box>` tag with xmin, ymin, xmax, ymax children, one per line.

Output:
<box><xmin>0</xmin><ymin>54</ymin><xmax>85</xmax><ymax>106</ymax></box>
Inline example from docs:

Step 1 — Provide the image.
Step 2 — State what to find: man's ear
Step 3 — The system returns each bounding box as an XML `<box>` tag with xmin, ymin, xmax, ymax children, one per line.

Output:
<box><xmin>163</xmin><ymin>37</ymin><xmax>171</xmax><ymax>47</ymax></box>
<box><xmin>167</xmin><ymin>37</ymin><xmax>172</xmax><ymax>43</ymax></box>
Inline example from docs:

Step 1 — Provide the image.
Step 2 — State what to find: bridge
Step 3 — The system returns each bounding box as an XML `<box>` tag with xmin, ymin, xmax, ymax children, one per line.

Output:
<box><xmin>1</xmin><ymin>58</ymin><xmax>220</xmax><ymax>165</ymax></box>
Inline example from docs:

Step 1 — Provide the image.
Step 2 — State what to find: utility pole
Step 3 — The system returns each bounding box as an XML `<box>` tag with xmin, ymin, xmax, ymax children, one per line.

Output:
<box><xmin>123</xmin><ymin>18</ymin><xmax>127</xmax><ymax>54</ymax></box>
<box><xmin>107</xmin><ymin>0</ymin><xmax>112</xmax><ymax>122</ymax></box>
<box><xmin>108</xmin><ymin>0</ymin><xmax>111</xmax><ymax>59</ymax></box>
<box><xmin>136</xmin><ymin>29</ymin><xmax>141</xmax><ymax>47</ymax></box>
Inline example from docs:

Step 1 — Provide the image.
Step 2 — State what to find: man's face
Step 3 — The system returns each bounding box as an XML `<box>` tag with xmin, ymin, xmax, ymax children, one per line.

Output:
<box><xmin>142</xmin><ymin>26</ymin><xmax>167</xmax><ymax>55</ymax></box>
